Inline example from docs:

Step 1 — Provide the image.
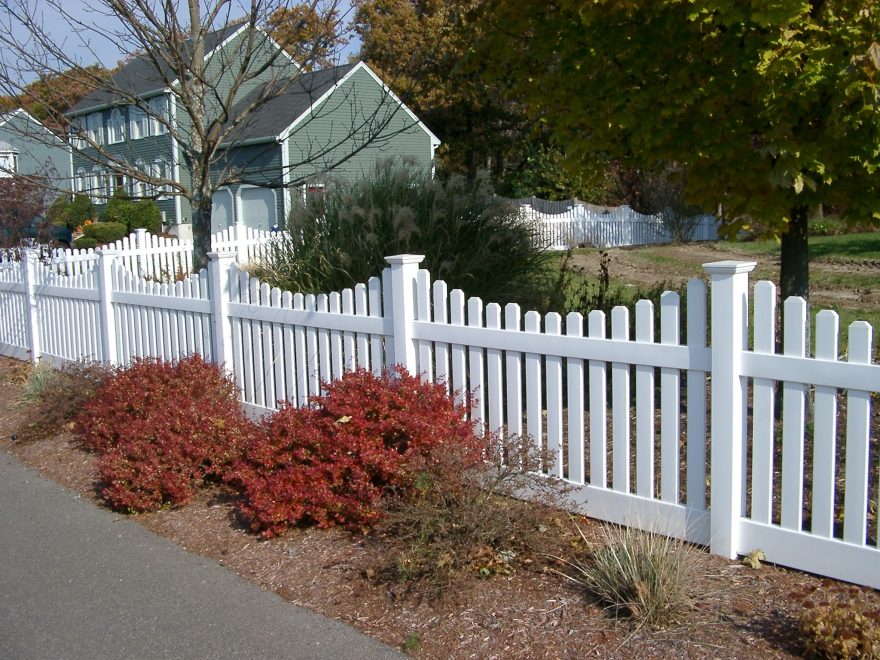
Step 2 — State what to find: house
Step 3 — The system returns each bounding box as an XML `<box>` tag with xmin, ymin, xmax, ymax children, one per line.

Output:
<box><xmin>66</xmin><ymin>24</ymin><xmax>439</xmax><ymax>239</ymax></box>
<box><xmin>0</xmin><ymin>109</ymin><xmax>71</xmax><ymax>191</ymax></box>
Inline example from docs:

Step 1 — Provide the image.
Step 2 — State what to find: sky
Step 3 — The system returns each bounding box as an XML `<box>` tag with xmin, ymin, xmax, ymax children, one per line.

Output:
<box><xmin>16</xmin><ymin>1</ymin><xmax>361</xmax><ymax>76</ymax></box>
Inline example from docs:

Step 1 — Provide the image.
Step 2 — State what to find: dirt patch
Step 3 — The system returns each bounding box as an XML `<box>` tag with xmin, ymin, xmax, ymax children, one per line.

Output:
<box><xmin>568</xmin><ymin>242</ymin><xmax>880</xmax><ymax>310</ymax></box>
<box><xmin>1</xmin><ymin>355</ymin><xmax>876</xmax><ymax>658</ymax></box>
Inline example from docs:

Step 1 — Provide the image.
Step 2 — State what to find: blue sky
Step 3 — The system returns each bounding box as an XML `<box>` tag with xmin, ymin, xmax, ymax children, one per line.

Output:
<box><xmin>29</xmin><ymin>1</ymin><xmax>361</xmax><ymax>72</ymax></box>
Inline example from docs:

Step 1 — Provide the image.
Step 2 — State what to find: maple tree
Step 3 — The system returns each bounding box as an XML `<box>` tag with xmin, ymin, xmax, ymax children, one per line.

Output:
<box><xmin>353</xmin><ymin>0</ymin><xmax>534</xmax><ymax>182</ymax></box>
<box><xmin>477</xmin><ymin>1</ymin><xmax>880</xmax><ymax>299</ymax></box>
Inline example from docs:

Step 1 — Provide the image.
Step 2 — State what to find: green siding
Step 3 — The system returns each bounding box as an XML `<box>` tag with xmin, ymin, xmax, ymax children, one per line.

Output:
<box><xmin>285</xmin><ymin>66</ymin><xmax>434</xmax><ymax>188</ymax></box>
<box><xmin>0</xmin><ymin>112</ymin><xmax>71</xmax><ymax>192</ymax></box>
<box><xmin>203</xmin><ymin>31</ymin><xmax>299</xmax><ymax>125</ymax></box>
<box><xmin>71</xmin><ymin>105</ymin><xmax>178</xmax><ymax>225</ymax></box>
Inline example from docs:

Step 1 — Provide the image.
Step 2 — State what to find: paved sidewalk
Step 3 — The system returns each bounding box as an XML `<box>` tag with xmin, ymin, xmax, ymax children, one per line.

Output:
<box><xmin>0</xmin><ymin>451</ymin><xmax>402</xmax><ymax>660</ymax></box>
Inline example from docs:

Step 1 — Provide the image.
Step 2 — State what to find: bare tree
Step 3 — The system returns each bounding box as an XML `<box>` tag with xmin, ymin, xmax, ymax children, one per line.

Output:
<box><xmin>0</xmin><ymin>1</ymin><xmax>423</xmax><ymax>269</ymax></box>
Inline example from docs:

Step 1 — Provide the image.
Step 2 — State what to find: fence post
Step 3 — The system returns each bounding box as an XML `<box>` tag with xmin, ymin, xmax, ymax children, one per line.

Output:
<box><xmin>704</xmin><ymin>259</ymin><xmax>756</xmax><ymax>559</ymax></box>
<box><xmin>384</xmin><ymin>254</ymin><xmax>424</xmax><ymax>374</ymax></box>
<box><xmin>22</xmin><ymin>249</ymin><xmax>41</xmax><ymax>363</ymax></box>
<box><xmin>96</xmin><ymin>249</ymin><xmax>118</xmax><ymax>365</ymax></box>
<box><xmin>208</xmin><ymin>251</ymin><xmax>235</xmax><ymax>373</ymax></box>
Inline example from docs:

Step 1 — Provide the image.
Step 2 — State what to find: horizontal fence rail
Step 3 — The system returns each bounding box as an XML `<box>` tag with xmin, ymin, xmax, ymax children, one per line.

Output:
<box><xmin>0</xmin><ymin>249</ymin><xmax>877</xmax><ymax>589</ymax></box>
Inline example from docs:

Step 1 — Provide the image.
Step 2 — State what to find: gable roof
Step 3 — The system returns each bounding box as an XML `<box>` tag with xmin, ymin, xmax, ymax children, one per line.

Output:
<box><xmin>222</xmin><ymin>61</ymin><xmax>440</xmax><ymax>148</ymax></box>
<box><xmin>69</xmin><ymin>23</ymin><xmax>247</xmax><ymax>114</ymax></box>
<box><xmin>222</xmin><ymin>63</ymin><xmax>358</xmax><ymax>143</ymax></box>
<box><xmin>0</xmin><ymin>108</ymin><xmax>65</xmax><ymax>142</ymax></box>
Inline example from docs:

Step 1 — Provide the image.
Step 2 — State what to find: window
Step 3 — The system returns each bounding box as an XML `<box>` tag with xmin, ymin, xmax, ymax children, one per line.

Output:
<box><xmin>151</xmin><ymin>158</ymin><xmax>171</xmax><ymax>198</ymax></box>
<box><xmin>0</xmin><ymin>149</ymin><xmax>17</xmax><ymax>177</ymax></box>
<box><xmin>69</xmin><ymin>118</ymin><xmax>87</xmax><ymax>149</ymax></box>
<box><xmin>75</xmin><ymin>168</ymin><xmax>87</xmax><ymax>194</ymax></box>
<box><xmin>86</xmin><ymin>112</ymin><xmax>103</xmax><ymax>146</ymax></box>
<box><xmin>148</xmin><ymin>96</ymin><xmax>169</xmax><ymax>136</ymax></box>
<box><xmin>129</xmin><ymin>106</ymin><xmax>148</xmax><ymax>140</ymax></box>
<box><xmin>132</xmin><ymin>160</ymin><xmax>147</xmax><ymax>198</ymax></box>
<box><xmin>114</xmin><ymin>172</ymin><xmax>126</xmax><ymax>193</ymax></box>
<box><xmin>89</xmin><ymin>167</ymin><xmax>103</xmax><ymax>202</ymax></box>
<box><xmin>107</xmin><ymin>108</ymin><xmax>124</xmax><ymax>144</ymax></box>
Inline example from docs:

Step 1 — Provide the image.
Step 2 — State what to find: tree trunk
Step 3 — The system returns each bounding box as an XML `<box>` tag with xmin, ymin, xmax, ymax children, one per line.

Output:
<box><xmin>191</xmin><ymin>193</ymin><xmax>213</xmax><ymax>272</ymax></box>
<box><xmin>779</xmin><ymin>205</ymin><xmax>810</xmax><ymax>301</ymax></box>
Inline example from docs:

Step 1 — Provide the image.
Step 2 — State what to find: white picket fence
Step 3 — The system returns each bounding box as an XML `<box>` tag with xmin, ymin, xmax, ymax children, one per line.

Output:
<box><xmin>23</xmin><ymin>223</ymin><xmax>283</xmax><ymax>279</ymax></box>
<box><xmin>520</xmin><ymin>203</ymin><xmax>718</xmax><ymax>249</ymax></box>
<box><xmin>0</xmin><ymin>250</ymin><xmax>877</xmax><ymax>589</ymax></box>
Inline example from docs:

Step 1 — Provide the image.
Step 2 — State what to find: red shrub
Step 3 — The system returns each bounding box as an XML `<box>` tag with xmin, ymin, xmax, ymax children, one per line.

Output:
<box><xmin>76</xmin><ymin>355</ymin><xmax>254</xmax><ymax>512</ymax></box>
<box><xmin>230</xmin><ymin>368</ymin><xmax>482</xmax><ymax>538</ymax></box>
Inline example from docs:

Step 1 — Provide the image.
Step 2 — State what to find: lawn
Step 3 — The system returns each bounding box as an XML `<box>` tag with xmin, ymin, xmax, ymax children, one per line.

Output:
<box><xmin>566</xmin><ymin>231</ymin><xmax>880</xmax><ymax>356</ymax></box>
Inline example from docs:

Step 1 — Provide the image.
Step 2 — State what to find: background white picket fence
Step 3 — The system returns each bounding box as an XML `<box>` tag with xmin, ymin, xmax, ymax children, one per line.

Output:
<box><xmin>0</xmin><ymin>249</ymin><xmax>877</xmax><ymax>589</ymax></box>
<box><xmin>0</xmin><ymin>224</ymin><xmax>283</xmax><ymax>280</ymax></box>
<box><xmin>517</xmin><ymin>202</ymin><xmax>718</xmax><ymax>250</ymax></box>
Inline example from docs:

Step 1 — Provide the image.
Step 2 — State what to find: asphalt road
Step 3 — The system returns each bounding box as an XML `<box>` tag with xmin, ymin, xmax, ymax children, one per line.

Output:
<box><xmin>0</xmin><ymin>451</ymin><xmax>402</xmax><ymax>660</ymax></box>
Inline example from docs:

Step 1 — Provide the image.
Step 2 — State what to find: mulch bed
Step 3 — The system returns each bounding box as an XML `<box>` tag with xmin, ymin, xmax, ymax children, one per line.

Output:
<box><xmin>1</xmin><ymin>355</ymin><xmax>875</xmax><ymax>658</ymax></box>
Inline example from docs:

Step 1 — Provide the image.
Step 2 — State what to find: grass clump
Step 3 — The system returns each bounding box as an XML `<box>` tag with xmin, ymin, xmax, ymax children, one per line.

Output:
<box><xmin>558</xmin><ymin>522</ymin><xmax>705</xmax><ymax>627</ymax></box>
<box><xmin>15</xmin><ymin>361</ymin><xmax>113</xmax><ymax>443</ymax></box>
<box><xmin>254</xmin><ymin>160</ymin><xmax>556</xmax><ymax>310</ymax></box>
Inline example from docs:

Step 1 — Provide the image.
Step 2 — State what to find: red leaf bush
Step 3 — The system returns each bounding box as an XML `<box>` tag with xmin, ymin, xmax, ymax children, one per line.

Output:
<box><xmin>229</xmin><ymin>368</ymin><xmax>482</xmax><ymax>538</ymax></box>
<box><xmin>76</xmin><ymin>355</ymin><xmax>254</xmax><ymax>512</ymax></box>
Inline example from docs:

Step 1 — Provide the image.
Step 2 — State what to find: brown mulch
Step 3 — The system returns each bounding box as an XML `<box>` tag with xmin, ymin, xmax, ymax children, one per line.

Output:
<box><xmin>0</xmin><ymin>356</ymin><xmax>875</xmax><ymax>658</ymax></box>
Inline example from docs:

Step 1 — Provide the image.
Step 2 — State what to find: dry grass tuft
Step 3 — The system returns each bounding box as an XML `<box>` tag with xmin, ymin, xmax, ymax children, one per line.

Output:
<box><xmin>558</xmin><ymin>520</ymin><xmax>707</xmax><ymax>627</ymax></box>
<box><xmin>14</xmin><ymin>361</ymin><xmax>113</xmax><ymax>443</ymax></box>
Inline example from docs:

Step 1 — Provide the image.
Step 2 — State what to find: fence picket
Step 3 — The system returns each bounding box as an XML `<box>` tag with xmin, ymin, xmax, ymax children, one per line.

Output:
<box><xmin>329</xmin><ymin>292</ymin><xmax>343</xmax><ymax>380</ymax></box>
<box><xmin>588</xmin><ymin>310</ymin><xmax>607</xmax><ymax>488</ymax></box>
<box><xmin>433</xmin><ymin>281</ymin><xmax>450</xmax><ymax>393</ymax></box>
<box><xmin>751</xmin><ymin>281</ymin><xmax>776</xmax><ymax>523</ymax></box>
<box><xmin>305</xmin><ymin>293</ymin><xmax>319</xmax><ymax>398</ymax></box>
<box><xmin>342</xmin><ymin>288</ymin><xmax>356</xmax><ymax>373</ymax></box>
<box><xmin>504</xmin><ymin>303</ymin><xmax>523</xmax><ymax>452</ymax></box>
<box><xmin>417</xmin><ymin>270</ymin><xmax>433</xmax><ymax>382</ymax></box>
<box><xmin>293</xmin><ymin>293</ymin><xmax>308</xmax><ymax>406</ymax></box>
<box><xmin>545</xmin><ymin>313</ymin><xmax>563</xmax><ymax>479</ymax></box>
<box><xmin>611</xmin><ymin>306</ymin><xmax>631</xmax><ymax>493</ymax></box>
<box><xmin>368</xmin><ymin>277</ymin><xmax>383</xmax><ymax>375</ymax></box>
<box><xmin>561</xmin><ymin>313</ymin><xmax>582</xmax><ymax>485</ymax></box>
<box><xmin>686</xmin><ymin>280</ymin><xmax>708</xmax><ymax>510</ymax></box>
<box><xmin>843</xmin><ymin>322</ymin><xmax>872</xmax><ymax>545</ymax></box>
<box><xmin>486</xmin><ymin>304</ymin><xmax>504</xmax><ymax>441</ymax></box>
<box><xmin>450</xmin><ymin>289</ymin><xmax>467</xmax><ymax>408</ymax></box>
<box><xmin>635</xmin><ymin>300</ymin><xmax>655</xmax><ymax>498</ymax></box>
<box><xmin>271</xmin><ymin>287</ymin><xmax>286</xmax><ymax>406</ymax></box>
<box><xmin>812</xmin><ymin>311</ymin><xmax>839</xmax><ymax>538</ymax></box>
<box><xmin>781</xmin><ymin>297</ymin><xmax>807</xmax><ymax>531</ymax></box>
<box><xmin>467</xmin><ymin>297</ymin><xmax>486</xmax><ymax>435</ymax></box>
<box><xmin>354</xmin><ymin>284</ymin><xmax>370</xmax><ymax>371</ymax></box>
<box><xmin>524</xmin><ymin>311</ymin><xmax>543</xmax><ymax>463</ymax></box>
<box><xmin>281</xmin><ymin>291</ymin><xmax>295</xmax><ymax>405</ymax></box>
<box><xmin>317</xmin><ymin>294</ymin><xmax>331</xmax><ymax>392</ymax></box>
<box><xmin>659</xmin><ymin>292</ymin><xmax>680</xmax><ymax>504</ymax></box>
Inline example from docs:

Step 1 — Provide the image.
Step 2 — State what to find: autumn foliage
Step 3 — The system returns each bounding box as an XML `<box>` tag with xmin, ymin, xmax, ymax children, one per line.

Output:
<box><xmin>229</xmin><ymin>368</ymin><xmax>481</xmax><ymax>538</ymax></box>
<box><xmin>76</xmin><ymin>355</ymin><xmax>253</xmax><ymax>512</ymax></box>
